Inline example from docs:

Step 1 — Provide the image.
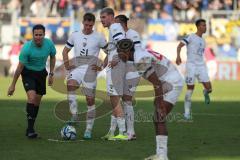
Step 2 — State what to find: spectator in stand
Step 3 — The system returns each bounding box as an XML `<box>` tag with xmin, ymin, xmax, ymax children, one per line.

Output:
<box><xmin>84</xmin><ymin>0</ymin><xmax>97</xmax><ymax>12</ymax></box>
<box><xmin>151</xmin><ymin>2</ymin><xmax>161</xmax><ymax>19</ymax></box>
<box><xmin>208</xmin><ymin>0</ymin><xmax>223</xmax><ymax>10</ymax></box>
<box><xmin>173</xmin><ymin>0</ymin><xmax>189</xmax><ymax>21</ymax></box>
<box><xmin>163</xmin><ymin>0</ymin><xmax>174</xmax><ymax>17</ymax></box>
<box><xmin>48</xmin><ymin>0</ymin><xmax>58</xmax><ymax>17</ymax></box>
<box><xmin>123</xmin><ymin>0</ymin><xmax>133</xmax><ymax>16</ymax></box>
<box><xmin>7</xmin><ymin>0</ymin><xmax>23</xmax><ymax>16</ymax></box>
<box><xmin>58</xmin><ymin>0</ymin><xmax>68</xmax><ymax>17</ymax></box>
<box><xmin>186</xmin><ymin>3</ymin><xmax>200</xmax><ymax>21</ymax></box>
<box><xmin>144</xmin><ymin>0</ymin><xmax>155</xmax><ymax>13</ymax></box>
<box><xmin>131</xmin><ymin>5</ymin><xmax>146</xmax><ymax>19</ymax></box>
<box><xmin>223</xmin><ymin>0</ymin><xmax>233</xmax><ymax>10</ymax></box>
<box><xmin>9</xmin><ymin>39</ymin><xmax>24</xmax><ymax>76</ymax></box>
<box><xmin>160</xmin><ymin>10</ymin><xmax>173</xmax><ymax>20</ymax></box>
<box><xmin>30</xmin><ymin>0</ymin><xmax>47</xmax><ymax>17</ymax></box>
<box><xmin>201</xmin><ymin>0</ymin><xmax>209</xmax><ymax>10</ymax></box>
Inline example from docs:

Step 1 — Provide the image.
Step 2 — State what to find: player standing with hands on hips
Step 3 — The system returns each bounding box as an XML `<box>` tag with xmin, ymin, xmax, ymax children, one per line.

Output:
<box><xmin>62</xmin><ymin>13</ymin><xmax>107</xmax><ymax>139</ymax></box>
<box><xmin>176</xmin><ymin>19</ymin><xmax>212</xmax><ymax>120</ymax></box>
<box><xmin>7</xmin><ymin>24</ymin><xmax>56</xmax><ymax>138</ymax></box>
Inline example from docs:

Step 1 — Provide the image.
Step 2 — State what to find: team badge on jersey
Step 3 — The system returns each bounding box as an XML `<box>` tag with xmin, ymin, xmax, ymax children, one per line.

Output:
<box><xmin>83</xmin><ymin>38</ymin><xmax>87</xmax><ymax>47</ymax></box>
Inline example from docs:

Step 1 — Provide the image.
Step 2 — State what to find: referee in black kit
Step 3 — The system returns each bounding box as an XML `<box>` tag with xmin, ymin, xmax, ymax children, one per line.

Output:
<box><xmin>7</xmin><ymin>24</ymin><xmax>56</xmax><ymax>138</ymax></box>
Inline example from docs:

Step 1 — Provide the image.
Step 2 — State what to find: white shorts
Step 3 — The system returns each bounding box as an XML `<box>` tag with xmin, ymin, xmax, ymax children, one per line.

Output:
<box><xmin>142</xmin><ymin>63</ymin><xmax>184</xmax><ymax>105</ymax></box>
<box><xmin>163</xmin><ymin>85</ymin><xmax>183</xmax><ymax>105</ymax></box>
<box><xmin>159</xmin><ymin>74</ymin><xmax>183</xmax><ymax>105</ymax></box>
<box><xmin>106</xmin><ymin>60</ymin><xmax>126</xmax><ymax>96</ymax></box>
<box><xmin>123</xmin><ymin>62</ymin><xmax>141</xmax><ymax>96</ymax></box>
<box><xmin>67</xmin><ymin>66</ymin><xmax>97</xmax><ymax>97</ymax></box>
<box><xmin>185</xmin><ymin>63</ymin><xmax>210</xmax><ymax>85</ymax></box>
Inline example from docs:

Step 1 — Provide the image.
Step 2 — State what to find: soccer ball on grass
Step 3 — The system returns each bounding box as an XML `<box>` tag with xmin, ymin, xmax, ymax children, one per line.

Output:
<box><xmin>60</xmin><ymin>125</ymin><xmax>76</xmax><ymax>140</ymax></box>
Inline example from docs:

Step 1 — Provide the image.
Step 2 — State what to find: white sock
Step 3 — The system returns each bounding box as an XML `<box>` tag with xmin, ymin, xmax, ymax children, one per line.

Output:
<box><xmin>156</xmin><ymin>135</ymin><xmax>168</xmax><ymax>157</ymax></box>
<box><xmin>86</xmin><ymin>105</ymin><xmax>96</xmax><ymax>132</ymax></box>
<box><xmin>117</xmin><ymin>117</ymin><xmax>126</xmax><ymax>135</ymax></box>
<box><xmin>123</xmin><ymin>101</ymin><xmax>135</xmax><ymax>135</ymax></box>
<box><xmin>109</xmin><ymin>115</ymin><xmax>117</xmax><ymax>135</ymax></box>
<box><xmin>184</xmin><ymin>90</ymin><xmax>193</xmax><ymax>118</ymax></box>
<box><xmin>68</xmin><ymin>92</ymin><xmax>78</xmax><ymax>116</ymax></box>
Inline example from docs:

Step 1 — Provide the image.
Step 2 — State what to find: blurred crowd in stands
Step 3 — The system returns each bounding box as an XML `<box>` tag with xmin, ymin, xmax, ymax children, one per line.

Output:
<box><xmin>0</xmin><ymin>0</ymin><xmax>240</xmax><ymax>62</ymax></box>
<box><xmin>0</xmin><ymin>0</ymin><xmax>240</xmax><ymax>21</ymax></box>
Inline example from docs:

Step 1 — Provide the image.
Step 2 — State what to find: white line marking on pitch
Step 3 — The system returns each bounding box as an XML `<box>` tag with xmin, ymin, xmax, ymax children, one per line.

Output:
<box><xmin>193</xmin><ymin>113</ymin><xmax>240</xmax><ymax>117</ymax></box>
<box><xmin>47</xmin><ymin>138</ymin><xmax>85</xmax><ymax>142</ymax></box>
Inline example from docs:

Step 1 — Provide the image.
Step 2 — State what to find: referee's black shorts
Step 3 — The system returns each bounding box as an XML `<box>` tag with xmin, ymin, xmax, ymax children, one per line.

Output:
<box><xmin>21</xmin><ymin>67</ymin><xmax>48</xmax><ymax>95</ymax></box>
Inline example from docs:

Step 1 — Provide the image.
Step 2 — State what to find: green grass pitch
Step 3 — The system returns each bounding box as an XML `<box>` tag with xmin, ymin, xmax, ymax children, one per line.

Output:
<box><xmin>0</xmin><ymin>77</ymin><xmax>240</xmax><ymax>160</ymax></box>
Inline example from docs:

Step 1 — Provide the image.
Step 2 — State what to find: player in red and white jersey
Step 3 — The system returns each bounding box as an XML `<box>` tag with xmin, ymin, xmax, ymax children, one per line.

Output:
<box><xmin>117</xmin><ymin>42</ymin><xmax>184</xmax><ymax>160</ymax></box>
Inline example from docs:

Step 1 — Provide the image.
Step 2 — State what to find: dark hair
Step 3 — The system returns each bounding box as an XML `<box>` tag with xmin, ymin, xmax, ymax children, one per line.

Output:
<box><xmin>115</xmin><ymin>15</ymin><xmax>129</xmax><ymax>24</ymax></box>
<box><xmin>83</xmin><ymin>12</ymin><xmax>96</xmax><ymax>22</ymax></box>
<box><xmin>130</xmin><ymin>44</ymin><xmax>135</xmax><ymax>53</ymax></box>
<box><xmin>32</xmin><ymin>24</ymin><xmax>45</xmax><ymax>33</ymax></box>
<box><xmin>195</xmin><ymin>19</ymin><xmax>206</xmax><ymax>27</ymax></box>
<box><xmin>100</xmin><ymin>7</ymin><xmax>114</xmax><ymax>16</ymax></box>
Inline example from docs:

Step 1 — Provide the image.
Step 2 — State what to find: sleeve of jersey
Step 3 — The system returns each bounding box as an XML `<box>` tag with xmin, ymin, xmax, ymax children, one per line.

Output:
<box><xmin>132</xmin><ymin>32</ymin><xmax>141</xmax><ymax>48</ymax></box>
<box><xmin>135</xmin><ymin>57</ymin><xmax>154</xmax><ymax>79</ymax></box>
<box><xmin>19</xmin><ymin>44</ymin><xmax>29</xmax><ymax>65</ymax></box>
<box><xmin>181</xmin><ymin>35</ymin><xmax>191</xmax><ymax>45</ymax></box>
<box><xmin>110</xmin><ymin>23</ymin><xmax>125</xmax><ymax>42</ymax></box>
<box><xmin>99</xmin><ymin>34</ymin><xmax>108</xmax><ymax>48</ymax></box>
<box><xmin>50</xmin><ymin>40</ymin><xmax>57</xmax><ymax>56</ymax></box>
<box><xmin>65</xmin><ymin>33</ymin><xmax>74</xmax><ymax>49</ymax></box>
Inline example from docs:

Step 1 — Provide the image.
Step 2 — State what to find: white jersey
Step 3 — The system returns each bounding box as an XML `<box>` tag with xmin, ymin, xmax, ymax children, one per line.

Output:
<box><xmin>66</xmin><ymin>30</ymin><xmax>107</xmax><ymax>70</ymax></box>
<box><xmin>126</xmin><ymin>29</ymin><xmax>142</xmax><ymax>50</ymax></box>
<box><xmin>134</xmin><ymin>49</ymin><xmax>183</xmax><ymax>86</ymax></box>
<box><xmin>66</xmin><ymin>30</ymin><xmax>107</xmax><ymax>57</ymax></box>
<box><xmin>123</xmin><ymin>29</ymin><xmax>142</xmax><ymax>96</ymax></box>
<box><xmin>108</xmin><ymin>23</ymin><xmax>125</xmax><ymax>61</ymax></box>
<box><xmin>133</xmin><ymin>49</ymin><xmax>183</xmax><ymax>104</ymax></box>
<box><xmin>181</xmin><ymin>33</ymin><xmax>206</xmax><ymax>65</ymax></box>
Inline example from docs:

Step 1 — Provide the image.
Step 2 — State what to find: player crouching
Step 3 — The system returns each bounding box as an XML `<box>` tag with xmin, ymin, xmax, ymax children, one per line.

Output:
<box><xmin>117</xmin><ymin>39</ymin><xmax>184</xmax><ymax>160</ymax></box>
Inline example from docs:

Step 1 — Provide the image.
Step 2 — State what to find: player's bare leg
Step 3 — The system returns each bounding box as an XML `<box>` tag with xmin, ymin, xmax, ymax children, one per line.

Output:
<box><xmin>184</xmin><ymin>85</ymin><xmax>194</xmax><ymax>120</ymax></box>
<box><xmin>67</xmin><ymin>79</ymin><xmax>79</xmax><ymax>124</ymax></box>
<box><xmin>145</xmin><ymin>101</ymin><xmax>173</xmax><ymax>160</ymax></box>
<box><xmin>122</xmin><ymin>94</ymin><xmax>136</xmax><ymax>140</ymax></box>
<box><xmin>202</xmin><ymin>82</ymin><xmax>212</xmax><ymax>104</ymax></box>
<box><xmin>35</xmin><ymin>94</ymin><xmax>43</xmax><ymax>106</ymax></box>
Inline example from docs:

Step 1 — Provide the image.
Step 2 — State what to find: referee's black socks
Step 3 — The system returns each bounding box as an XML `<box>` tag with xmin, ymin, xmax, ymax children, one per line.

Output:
<box><xmin>26</xmin><ymin>103</ymin><xmax>39</xmax><ymax>133</ymax></box>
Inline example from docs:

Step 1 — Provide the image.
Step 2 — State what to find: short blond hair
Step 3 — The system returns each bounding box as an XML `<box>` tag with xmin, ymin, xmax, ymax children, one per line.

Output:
<box><xmin>100</xmin><ymin>7</ymin><xmax>114</xmax><ymax>16</ymax></box>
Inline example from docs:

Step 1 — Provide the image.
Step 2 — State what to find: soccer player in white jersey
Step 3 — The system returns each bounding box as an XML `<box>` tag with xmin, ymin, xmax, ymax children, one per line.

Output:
<box><xmin>100</xmin><ymin>7</ymin><xmax>129</xmax><ymax>140</ymax></box>
<box><xmin>114</xmin><ymin>14</ymin><xmax>142</xmax><ymax>140</ymax></box>
<box><xmin>62</xmin><ymin>13</ymin><xmax>107</xmax><ymax>139</ymax></box>
<box><xmin>117</xmin><ymin>40</ymin><xmax>184</xmax><ymax>160</ymax></box>
<box><xmin>176</xmin><ymin>19</ymin><xmax>212</xmax><ymax>120</ymax></box>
